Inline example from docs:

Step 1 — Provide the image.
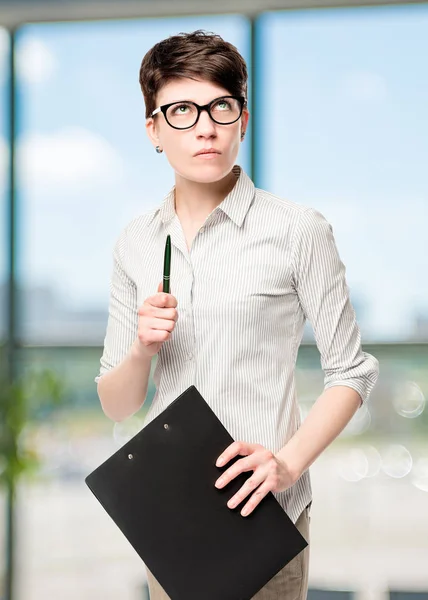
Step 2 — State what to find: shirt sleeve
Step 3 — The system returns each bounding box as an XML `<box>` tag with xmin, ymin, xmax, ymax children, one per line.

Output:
<box><xmin>95</xmin><ymin>227</ymin><xmax>139</xmax><ymax>384</ymax></box>
<box><xmin>291</xmin><ymin>207</ymin><xmax>379</xmax><ymax>406</ymax></box>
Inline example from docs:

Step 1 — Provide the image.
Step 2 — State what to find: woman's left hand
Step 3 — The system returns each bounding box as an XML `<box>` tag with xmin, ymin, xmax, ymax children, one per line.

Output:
<box><xmin>214</xmin><ymin>441</ymin><xmax>298</xmax><ymax>517</ymax></box>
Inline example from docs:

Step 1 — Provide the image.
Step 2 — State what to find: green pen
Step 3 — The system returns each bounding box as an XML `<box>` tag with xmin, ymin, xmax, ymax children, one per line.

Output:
<box><xmin>163</xmin><ymin>234</ymin><xmax>171</xmax><ymax>293</ymax></box>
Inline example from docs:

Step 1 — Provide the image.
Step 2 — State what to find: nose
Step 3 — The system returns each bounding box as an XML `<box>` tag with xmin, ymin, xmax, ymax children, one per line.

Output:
<box><xmin>194</xmin><ymin>109</ymin><xmax>217</xmax><ymax>138</ymax></box>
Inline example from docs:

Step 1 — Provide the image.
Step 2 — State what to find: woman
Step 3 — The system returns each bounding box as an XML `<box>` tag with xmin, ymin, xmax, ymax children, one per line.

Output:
<box><xmin>95</xmin><ymin>30</ymin><xmax>379</xmax><ymax>600</ymax></box>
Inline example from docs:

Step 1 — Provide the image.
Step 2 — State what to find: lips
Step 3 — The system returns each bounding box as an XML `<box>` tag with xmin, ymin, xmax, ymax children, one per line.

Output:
<box><xmin>194</xmin><ymin>149</ymin><xmax>221</xmax><ymax>156</ymax></box>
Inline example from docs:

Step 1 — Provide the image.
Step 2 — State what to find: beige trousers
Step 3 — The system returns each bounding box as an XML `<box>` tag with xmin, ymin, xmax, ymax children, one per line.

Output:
<box><xmin>145</xmin><ymin>504</ymin><xmax>310</xmax><ymax>600</ymax></box>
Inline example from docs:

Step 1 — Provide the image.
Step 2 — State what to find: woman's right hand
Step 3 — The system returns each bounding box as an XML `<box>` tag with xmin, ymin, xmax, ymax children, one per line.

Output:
<box><xmin>135</xmin><ymin>282</ymin><xmax>178</xmax><ymax>358</ymax></box>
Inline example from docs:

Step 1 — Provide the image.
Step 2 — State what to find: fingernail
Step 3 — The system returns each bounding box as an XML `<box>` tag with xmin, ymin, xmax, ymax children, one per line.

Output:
<box><xmin>241</xmin><ymin>507</ymin><xmax>249</xmax><ymax>516</ymax></box>
<box><xmin>215</xmin><ymin>478</ymin><xmax>224</xmax><ymax>488</ymax></box>
<box><xmin>216</xmin><ymin>457</ymin><xmax>224</xmax><ymax>466</ymax></box>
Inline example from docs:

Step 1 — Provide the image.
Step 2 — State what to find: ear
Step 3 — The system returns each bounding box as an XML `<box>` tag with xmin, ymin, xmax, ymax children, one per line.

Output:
<box><xmin>241</xmin><ymin>108</ymin><xmax>250</xmax><ymax>137</ymax></box>
<box><xmin>146</xmin><ymin>117</ymin><xmax>160</xmax><ymax>150</ymax></box>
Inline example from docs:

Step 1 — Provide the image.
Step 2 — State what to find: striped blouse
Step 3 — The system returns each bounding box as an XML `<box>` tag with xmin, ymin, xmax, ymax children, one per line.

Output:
<box><xmin>95</xmin><ymin>164</ymin><xmax>379</xmax><ymax>524</ymax></box>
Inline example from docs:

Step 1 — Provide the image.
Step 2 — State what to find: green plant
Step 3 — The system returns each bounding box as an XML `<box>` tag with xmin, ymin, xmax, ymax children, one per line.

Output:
<box><xmin>0</xmin><ymin>366</ymin><xmax>65</xmax><ymax>486</ymax></box>
<box><xmin>0</xmin><ymin>357</ymin><xmax>66</xmax><ymax>600</ymax></box>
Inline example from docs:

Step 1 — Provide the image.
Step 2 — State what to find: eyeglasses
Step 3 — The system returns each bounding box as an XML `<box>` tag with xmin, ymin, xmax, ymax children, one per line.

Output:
<box><xmin>149</xmin><ymin>95</ymin><xmax>246</xmax><ymax>130</ymax></box>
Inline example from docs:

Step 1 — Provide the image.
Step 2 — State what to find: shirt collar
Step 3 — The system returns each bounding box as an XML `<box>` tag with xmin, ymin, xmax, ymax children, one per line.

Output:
<box><xmin>147</xmin><ymin>165</ymin><xmax>255</xmax><ymax>228</ymax></box>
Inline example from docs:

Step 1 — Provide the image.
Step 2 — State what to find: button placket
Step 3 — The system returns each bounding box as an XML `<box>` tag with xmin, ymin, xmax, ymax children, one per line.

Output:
<box><xmin>185</xmin><ymin>265</ymin><xmax>195</xmax><ymax>366</ymax></box>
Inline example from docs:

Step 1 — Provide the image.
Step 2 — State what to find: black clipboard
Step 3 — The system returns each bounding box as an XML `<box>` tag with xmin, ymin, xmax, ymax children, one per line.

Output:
<box><xmin>85</xmin><ymin>385</ymin><xmax>307</xmax><ymax>600</ymax></box>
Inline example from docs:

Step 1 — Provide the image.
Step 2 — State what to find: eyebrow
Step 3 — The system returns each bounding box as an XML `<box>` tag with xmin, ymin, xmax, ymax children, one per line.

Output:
<box><xmin>163</xmin><ymin>95</ymin><xmax>230</xmax><ymax>105</ymax></box>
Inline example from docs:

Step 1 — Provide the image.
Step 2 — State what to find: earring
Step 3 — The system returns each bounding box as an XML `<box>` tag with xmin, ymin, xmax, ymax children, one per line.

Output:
<box><xmin>155</xmin><ymin>146</ymin><xmax>163</xmax><ymax>154</ymax></box>
<box><xmin>241</xmin><ymin>131</ymin><xmax>245</xmax><ymax>141</ymax></box>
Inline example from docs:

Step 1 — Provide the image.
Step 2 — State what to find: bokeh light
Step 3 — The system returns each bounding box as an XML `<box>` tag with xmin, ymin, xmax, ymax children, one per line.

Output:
<box><xmin>362</xmin><ymin>445</ymin><xmax>382</xmax><ymax>478</ymax></box>
<box><xmin>341</xmin><ymin>404</ymin><xmax>372</xmax><ymax>436</ymax></box>
<box><xmin>393</xmin><ymin>380</ymin><xmax>426</xmax><ymax>418</ymax></box>
<box><xmin>412</xmin><ymin>457</ymin><xmax>428</xmax><ymax>492</ymax></box>
<box><xmin>338</xmin><ymin>447</ymin><xmax>369</xmax><ymax>482</ymax></box>
<box><xmin>380</xmin><ymin>444</ymin><xmax>413</xmax><ymax>478</ymax></box>
<box><xmin>336</xmin><ymin>445</ymin><xmax>382</xmax><ymax>482</ymax></box>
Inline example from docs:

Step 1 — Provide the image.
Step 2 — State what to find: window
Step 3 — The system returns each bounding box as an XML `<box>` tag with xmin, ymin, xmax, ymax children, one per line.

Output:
<box><xmin>257</xmin><ymin>5</ymin><xmax>428</xmax><ymax>343</ymax></box>
<box><xmin>257</xmin><ymin>7</ymin><xmax>428</xmax><ymax>594</ymax></box>
<box><xmin>0</xmin><ymin>28</ymin><xmax>8</xmax><ymax>345</ymax></box>
<box><xmin>14</xmin><ymin>16</ymin><xmax>252</xmax><ymax>599</ymax></box>
<box><xmin>16</xmin><ymin>16</ymin><xmax>251</xmax><ymax>345</ymax></box>
<box><xmin>8</xmin><ymin>8</ymin><xmax>428</xmax><ymax>598</ymax></box>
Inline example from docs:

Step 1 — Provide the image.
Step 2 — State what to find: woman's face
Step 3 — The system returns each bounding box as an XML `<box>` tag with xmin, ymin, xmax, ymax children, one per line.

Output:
<box><xmin>146</xmin><ymin>78</ymin><xmax>249</xmax><ymax>184</ymax></box>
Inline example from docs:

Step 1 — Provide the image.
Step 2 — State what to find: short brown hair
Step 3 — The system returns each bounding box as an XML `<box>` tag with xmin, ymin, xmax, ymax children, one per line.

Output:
<box><xmin>139</xmin><ymin>29</ymin><xmax>248</xmax><ymax>119</ymax></box>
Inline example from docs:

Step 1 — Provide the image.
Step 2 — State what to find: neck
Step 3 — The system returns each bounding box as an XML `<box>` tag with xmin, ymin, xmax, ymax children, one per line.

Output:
<box><xmin>174</xmin><ymin>168</ymin><xmax>237</xmax><ymax>225</ymax></box>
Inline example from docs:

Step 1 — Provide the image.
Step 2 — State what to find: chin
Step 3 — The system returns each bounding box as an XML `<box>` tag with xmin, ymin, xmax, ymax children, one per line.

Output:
<box><xmin>176</xmin><ymin>161</ymin><xmax>235</xmax><ymax>184</ymax></box>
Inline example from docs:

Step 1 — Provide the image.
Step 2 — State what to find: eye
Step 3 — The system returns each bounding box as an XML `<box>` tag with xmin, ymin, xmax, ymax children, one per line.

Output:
<box><xmin>213</xmin><ymin>99</ymin><xmax>232</xmax><ymax>111</ymax></box>
<box><xmin>172</xmin><ymin>103</ymin><xmax>191</xmax><ymax>115</ymax></box>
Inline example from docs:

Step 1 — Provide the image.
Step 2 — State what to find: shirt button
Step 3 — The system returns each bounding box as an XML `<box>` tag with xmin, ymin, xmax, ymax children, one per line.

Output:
<box><xmin>199</xmin><ymin>226</ymin><xmax>205</xmax><ymax>233</ymax></box>
<box><xmin>186</xmin><ymin>352</ymin><xmax>193</xmax><ymax>361</ymax></box>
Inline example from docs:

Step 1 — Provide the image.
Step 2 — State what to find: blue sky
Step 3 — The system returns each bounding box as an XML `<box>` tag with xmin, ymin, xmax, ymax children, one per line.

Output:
<box><xmin>0</xmin><ymin>5</ymin><xmax>427</xmax><ymax>342</ymax></box>
<box><xmin>9</xmin><ymin>16</ymin><xmax>251</xmax><ymax>319</ymax></box>
<box><xmin>257</xmin><ymin>6</ymin><xmax>428</xmax><ymax>340</ymax></box>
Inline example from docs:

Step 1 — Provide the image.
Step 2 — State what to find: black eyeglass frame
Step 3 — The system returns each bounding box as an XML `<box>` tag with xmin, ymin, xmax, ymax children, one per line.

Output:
<box><xmin>149</xmin><ymin>95</ymin><xmax>246</xmax><ymax>130</ymax></box>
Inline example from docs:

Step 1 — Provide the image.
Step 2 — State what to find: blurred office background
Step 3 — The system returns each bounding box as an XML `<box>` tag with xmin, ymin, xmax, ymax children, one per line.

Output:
<box><xmin>0</xmin><ymin>0</ymin><xmax>427</xmax><ymax>599</ymax></box>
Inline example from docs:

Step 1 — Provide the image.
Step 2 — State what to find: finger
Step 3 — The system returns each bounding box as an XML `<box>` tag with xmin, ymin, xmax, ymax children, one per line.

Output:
<box><xmin>146</xmin><ymin>317</ymin><xmax>176</xmax><ymax>332</ymax></box>
<box><xmin>226</xmin><ymin>471</ymin><xmax>265</xmax><ymax>509</ymax></box>
<box><xmin>139</xmin><ymin>329</ymin><xmax>171</xmax><ymax>344</ymax></box>
<box><xmin>138</xmin><ymin>304</ymin><xmax>178</xmax><ymax>322</ymax></box>
<box><xmin>147</xmin><ymin>292</ymin><xmax>178</xmax><ymax>309</ymax></box>
<box><xmin>158</xmin><ymin>280</ymin><xmax>172</xmax><ymax>295</ymax></box>
<box><xmin>147</xmin><ymin>306</ymin><xmax>178</xmax><ymax>321</ymax></box>
<box><xmin>214</xmin><ymin>454</ymin><xmax>258</xmax><ymax>489</ymax></box>
<box><xmin>216</xmin><ymin>441</ymin><xmax>255</xmax><ymax>467</ymax></box>
<box><xmin>240</xmin><ymin>480</ymin><xmax>272</xmax><ymax>517</ymax></box>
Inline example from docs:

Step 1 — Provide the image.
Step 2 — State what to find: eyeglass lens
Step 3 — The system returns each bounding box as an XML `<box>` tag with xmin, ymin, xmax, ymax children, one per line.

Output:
<box><xmin>165</xmin><ymin>97</ymin><xmax>241</xmax><ymax>128</ymax></box>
